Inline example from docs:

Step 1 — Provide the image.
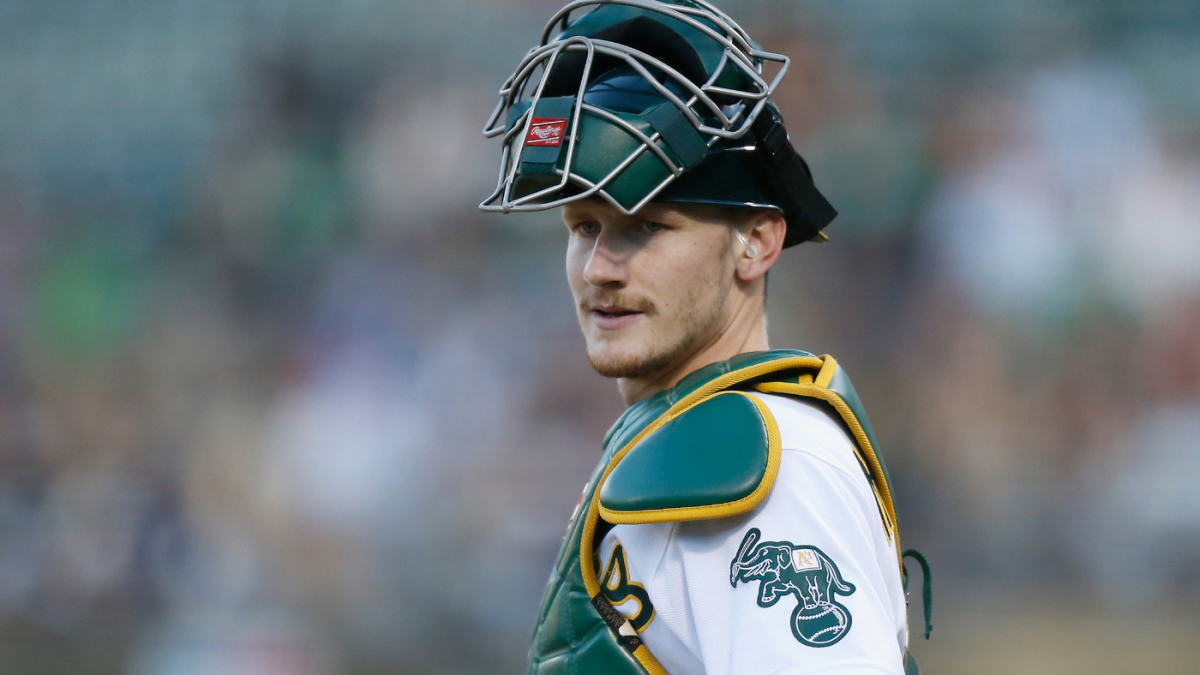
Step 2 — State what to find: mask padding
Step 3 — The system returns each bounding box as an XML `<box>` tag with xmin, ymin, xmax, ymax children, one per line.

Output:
<box><xmin>541</xmin><ymin>16</ymin><xmax>708</xmax><ymax>99</ymax></box>
<box><xmin>583</xmin><ymin>67</ymin><xmax>690</xmax><ymax>114</ymax></box>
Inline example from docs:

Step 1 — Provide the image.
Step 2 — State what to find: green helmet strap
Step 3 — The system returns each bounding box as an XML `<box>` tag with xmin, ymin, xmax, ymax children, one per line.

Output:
<box><xmin>644</xmin><ymin>103</ymin><xmax>708</xmax><ymax>171</ymax></box>
<box><xmin>518</xmin><ymin>96</ymin><xmax>576</xmax><ymax>172</ymax></box>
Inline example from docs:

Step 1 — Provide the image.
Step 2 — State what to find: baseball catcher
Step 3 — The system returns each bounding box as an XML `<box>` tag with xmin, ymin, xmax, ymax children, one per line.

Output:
<box><xmin>480</xmin><ymin>1</ymin><xmax>931</xmax><ymax>673</ymax></box>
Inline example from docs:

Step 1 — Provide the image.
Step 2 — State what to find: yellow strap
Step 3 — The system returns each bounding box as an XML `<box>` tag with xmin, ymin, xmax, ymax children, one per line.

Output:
<box><xmin>633</xmin><ymin>645</ymin><xmax>669</xmax><ymax>675</ymax></box>
<box><xmin>814</xmin><ymin>353</ymin><xmax>838</xmax><ymax>388</ymax></box>
<box><xmin>754</xmin><ymin>380</ymin><xmax>902</xmax><ymax>565</ymax></box>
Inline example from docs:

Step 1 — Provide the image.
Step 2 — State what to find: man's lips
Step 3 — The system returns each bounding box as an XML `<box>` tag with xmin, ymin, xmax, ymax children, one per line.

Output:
<box><xmin>589</xmin><ymin>305</ymin><xmax>644</xmax><ymax>330</ymax></box>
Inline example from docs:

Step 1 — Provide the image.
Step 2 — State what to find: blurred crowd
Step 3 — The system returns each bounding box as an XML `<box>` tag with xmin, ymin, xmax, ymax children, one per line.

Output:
<box><xmin>0</xmin><ymin>0</ymin><xmax>1198</xmax><ymax>673</ymax></box>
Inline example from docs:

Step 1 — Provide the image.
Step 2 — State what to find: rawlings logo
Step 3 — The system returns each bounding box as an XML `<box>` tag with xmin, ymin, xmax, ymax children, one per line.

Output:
<box><xmin>525</xmin><ymin>118</ymin><xmax>568</xmax><ymax>147</ymax></box>
<box><xmin>730</xmin><ymin>528</ymin><xmax>856</xmax><ymax>647</ymax></box>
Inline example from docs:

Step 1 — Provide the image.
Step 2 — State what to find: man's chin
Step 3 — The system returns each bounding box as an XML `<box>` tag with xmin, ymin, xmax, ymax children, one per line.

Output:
<box><xmin>585</xmin><ymin>342</ymin><xmax>684</xmax><ymax>380</ymax></box>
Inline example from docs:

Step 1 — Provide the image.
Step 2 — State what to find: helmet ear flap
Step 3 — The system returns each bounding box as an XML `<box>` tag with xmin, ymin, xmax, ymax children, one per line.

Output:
<box><xmin>750</xmin><ymin>113</ymin><xmax>837</xmax><ymax>246</ymax></box>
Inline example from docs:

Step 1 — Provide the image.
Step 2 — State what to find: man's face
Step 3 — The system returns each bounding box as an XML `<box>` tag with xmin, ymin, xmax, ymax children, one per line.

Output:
<box><xmin>562</xmin><ymin>199</ymin><xmax>737</xmax><ymax>379</ymax></box>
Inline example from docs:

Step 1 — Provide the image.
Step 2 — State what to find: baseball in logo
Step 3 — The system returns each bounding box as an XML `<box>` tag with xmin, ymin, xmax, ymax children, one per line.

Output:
<box><xmin>526</xmin><ymin>118</ymin><xmax>569</xmax><ymax>147</ymax></box>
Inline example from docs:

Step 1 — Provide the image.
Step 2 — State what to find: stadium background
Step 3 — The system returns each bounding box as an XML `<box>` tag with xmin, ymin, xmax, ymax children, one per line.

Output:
<box><xmin>1</xmin><ymin>0</ymin><xmax>1199</xmax><ymax>673</ymax></box>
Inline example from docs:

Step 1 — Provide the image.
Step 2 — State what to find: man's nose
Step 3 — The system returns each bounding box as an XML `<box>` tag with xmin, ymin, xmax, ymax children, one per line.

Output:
<box><xmin>582</xmin><ymin>232</ymin><xmax>630</xmax><ymax>288</ymax></box>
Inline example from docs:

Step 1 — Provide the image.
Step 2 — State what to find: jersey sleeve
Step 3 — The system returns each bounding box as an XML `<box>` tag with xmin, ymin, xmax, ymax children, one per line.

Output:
<box><xmin>642</xmin><ymin>396</ymin><xmax>908</xmax><ymax>675</ymax></box>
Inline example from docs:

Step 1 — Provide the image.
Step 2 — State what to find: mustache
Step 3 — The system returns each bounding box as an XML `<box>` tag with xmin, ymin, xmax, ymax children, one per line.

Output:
<box><xmin>579</xmin><ymin>290</ymin><xmax>656</xmax><ymax>314</ymax></box>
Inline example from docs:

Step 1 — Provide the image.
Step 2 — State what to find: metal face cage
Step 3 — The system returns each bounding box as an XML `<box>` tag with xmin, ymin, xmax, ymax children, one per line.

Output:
<box><xmin>479</xmin><ymin>0</ymin><xmax>790</xmax><ymax>216</ymax></box>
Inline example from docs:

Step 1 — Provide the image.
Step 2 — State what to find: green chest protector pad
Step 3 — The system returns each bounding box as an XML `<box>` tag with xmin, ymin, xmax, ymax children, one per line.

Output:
<box><xmin>525</xmin><ymin>350</ymin><xmax>927</xmax><ymax>675</ymax></box>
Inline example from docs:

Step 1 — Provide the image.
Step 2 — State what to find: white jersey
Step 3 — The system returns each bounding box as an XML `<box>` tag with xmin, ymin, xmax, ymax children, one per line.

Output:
<box><xmin>598</xmin><ymin>392</ymin><xmax>908</xmax><ymax>675</ymax></box>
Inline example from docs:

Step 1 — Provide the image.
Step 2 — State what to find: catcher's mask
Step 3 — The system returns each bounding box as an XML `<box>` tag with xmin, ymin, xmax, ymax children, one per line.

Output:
<box><xmin>480</xmin><ymin>0</ymin><xmax>837</xmax><ymax>247</ymax></box>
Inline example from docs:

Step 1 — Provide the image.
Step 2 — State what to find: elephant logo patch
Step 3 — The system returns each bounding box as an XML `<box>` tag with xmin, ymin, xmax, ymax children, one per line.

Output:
<box><xmin>730</xmin><ymin>528</ymin><xmax>856</xmax><ymax>647</ymax></box>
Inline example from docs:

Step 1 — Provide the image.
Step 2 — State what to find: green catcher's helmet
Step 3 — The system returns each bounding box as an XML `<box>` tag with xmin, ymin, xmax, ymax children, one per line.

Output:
<box><xmin>480</xmin><ymin>0</ymin><xmax>836</xmax><ymax>247</ymax></box>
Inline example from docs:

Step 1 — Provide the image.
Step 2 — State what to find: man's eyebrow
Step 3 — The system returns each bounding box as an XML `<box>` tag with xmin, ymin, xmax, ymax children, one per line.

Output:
<box><xmin>562</xmin><ymin>210</ymin><xmax>598</xmax><ymax>223</ymax></box>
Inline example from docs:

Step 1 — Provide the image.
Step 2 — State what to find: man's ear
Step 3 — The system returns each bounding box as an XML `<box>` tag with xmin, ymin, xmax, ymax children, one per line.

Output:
<box><xmin>735</xmin><ymin>211</ymin><xmax>786</xmax><ymax>282</ymax></box>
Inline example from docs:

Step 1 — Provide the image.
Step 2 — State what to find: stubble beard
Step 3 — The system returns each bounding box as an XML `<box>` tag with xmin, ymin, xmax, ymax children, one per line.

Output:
<box><xmin>584</xmin><ymin>290</ymin><xmax>729</xmax><ymax>381</ymax></box>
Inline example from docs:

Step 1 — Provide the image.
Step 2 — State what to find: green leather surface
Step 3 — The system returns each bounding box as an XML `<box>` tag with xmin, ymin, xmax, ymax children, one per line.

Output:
<box><xmin>599</xmin><ymin>392</ymin><xmax>769</xmax><ymax>513</ymax></box>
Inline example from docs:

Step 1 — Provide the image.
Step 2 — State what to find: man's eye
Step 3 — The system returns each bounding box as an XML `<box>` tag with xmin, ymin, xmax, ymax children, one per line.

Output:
<box><xmin>641</xmin><ymin>221</ymin><xmax>665</xmax><ymax>233</ymax></box>
<box><xmin>576</xmin><ymin>221</ymin><xmax>601</xmax><ymax>235</ymax></box>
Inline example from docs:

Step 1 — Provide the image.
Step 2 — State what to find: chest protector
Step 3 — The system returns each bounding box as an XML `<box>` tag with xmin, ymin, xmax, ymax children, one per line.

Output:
<box><xmin>525</xmin><ymin>350</ymin><xmax>909</xmax><ymax>675</ymax></box>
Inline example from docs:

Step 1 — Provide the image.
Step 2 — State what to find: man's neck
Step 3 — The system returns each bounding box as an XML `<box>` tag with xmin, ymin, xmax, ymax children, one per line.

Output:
<box><xmin>616</xmin><ymin>307</ymin><xmax>769</xmax><ymax>406</ymax></box>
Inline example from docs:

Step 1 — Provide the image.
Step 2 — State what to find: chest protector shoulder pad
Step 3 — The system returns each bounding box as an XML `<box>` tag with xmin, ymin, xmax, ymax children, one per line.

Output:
<box><xmin>599</xmin><ymin>390</ymin><xmax>780</xmax><ymax>525</ymax></box>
